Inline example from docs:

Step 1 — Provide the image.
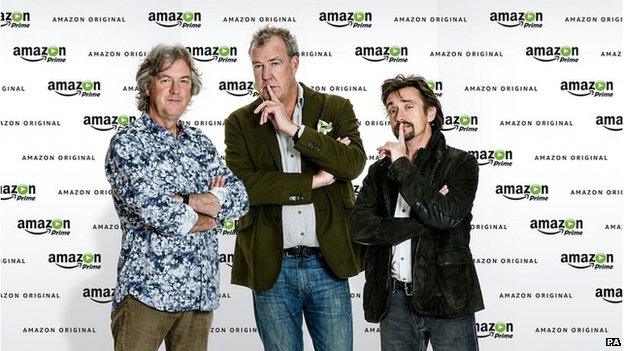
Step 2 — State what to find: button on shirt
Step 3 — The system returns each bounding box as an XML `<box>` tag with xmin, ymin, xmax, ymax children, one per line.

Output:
<box><xmin>276</xmin><ymin>83</ymin><xmax>318</xmax><ymax>249</ymax></box>
<box><xmin>391</xmin><ymin>194</ymin><xmax>412</xmax><ymax>282</ymax></box>
<box><xmin>105</xmin><ymin>113</ymin><xmax>249</xmax><ymax>312</ymax></box>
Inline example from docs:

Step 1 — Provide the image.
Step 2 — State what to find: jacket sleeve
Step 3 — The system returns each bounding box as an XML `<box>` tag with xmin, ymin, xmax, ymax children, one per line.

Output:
<box><xmin>387</xmin><ymin>153</ymin><xmax>479</xmax><ymax>230</ymax></box>
<box><xmin>349</xmin><ymin>163</ymin><xmax>428</xmax><ymax>246</ymax></box>
<box><xmin>105</xmin><ymin>134</ymin><xmax>197</xmax><ymax>236</ymax></box>
<box><xmin>294</xmin><ymin>98</ymin><xmax>366</xmax><ymax>180</ymax></box>
<box><xmin>224</xmin><ymin>114</ymin><xmax>313</xmax><ymax>206</ymax></box>
<box><xmin>202</xmin><ymin>136</ymin><xmax>249</xmax><ymax>226</ymax></box>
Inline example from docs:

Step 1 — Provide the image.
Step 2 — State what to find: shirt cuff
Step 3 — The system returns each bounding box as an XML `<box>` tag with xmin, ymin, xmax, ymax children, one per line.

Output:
<box><xmin>179</xmin><ymin>204</ymin><xmax>198</xmax><ymax>234</ymax></box>
<box><xmin>297</xmin><ymin>125</ymin><xmax>305</xmax><ymax>138</ymax></box>
<box><xmin>208</xmin><ymin>187</ymin><xmax>227</xmax><ymax>208</ymax></box>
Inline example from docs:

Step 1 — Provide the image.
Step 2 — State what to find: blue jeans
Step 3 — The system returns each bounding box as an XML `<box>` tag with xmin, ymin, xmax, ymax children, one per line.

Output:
<box><xmin>380</xmin><ymin>289</ymin><xmax>479</xmax><ymax>351</ymax></box>
<box><xmin>252</xmin><ymin>252</ymin><xmax>353</xmax><ymax>351</ymax></box>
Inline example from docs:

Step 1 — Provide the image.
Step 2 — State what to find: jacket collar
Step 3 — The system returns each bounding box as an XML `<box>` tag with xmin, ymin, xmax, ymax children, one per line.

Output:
<box><xmin>414</xmin><ymin>128</ymin><xmax>447</xmax><ymax>167</ymax></box>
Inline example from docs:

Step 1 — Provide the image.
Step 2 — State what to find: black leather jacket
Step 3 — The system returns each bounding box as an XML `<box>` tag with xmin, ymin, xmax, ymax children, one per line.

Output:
<box><xmin>349</xmin><ymin>130</ymin><xmax>484</xmax><ymax>322</ymax></box>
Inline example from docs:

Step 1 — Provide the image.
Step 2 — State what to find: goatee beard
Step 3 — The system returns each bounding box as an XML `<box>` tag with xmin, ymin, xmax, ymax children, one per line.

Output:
<box><xmin>393</xmin><ymin>123</ymin><xmax>415</xmax><ymax>141</ymax></box>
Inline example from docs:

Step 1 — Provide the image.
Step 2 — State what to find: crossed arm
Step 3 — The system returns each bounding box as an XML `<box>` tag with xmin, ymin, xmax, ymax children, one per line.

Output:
<box><xmin>349</xmin><ymin>156</ymin><xmax>474</xmax><ymax>246</ymax></box>
<box><xmin>224</xmin><ymin>102</ymin><xmax>365</xmax><ymax>206</ymax></box>
<box><xmin>105</xmin><ymin>134</ymin><xmax>249</xmax><ymax>235</ymax></box>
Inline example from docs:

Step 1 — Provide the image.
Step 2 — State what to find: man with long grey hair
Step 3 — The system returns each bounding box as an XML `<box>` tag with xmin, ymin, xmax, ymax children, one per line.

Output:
<box><xmin>105</xmin><ymin>44</ymin><xmax>249</xmax><ymax>351</ymax></box>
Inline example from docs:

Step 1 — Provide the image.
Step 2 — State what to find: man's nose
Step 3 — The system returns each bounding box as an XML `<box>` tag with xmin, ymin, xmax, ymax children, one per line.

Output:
<box><xmin>169</xmin><ymin>80</ymin><xmax>180</xmax><ymax>94</ymax></box>
<box><xmin>396</xmin><ymin>108</ymin><xmax>408</xmax><ymax>122</ymax></box>
<box><xmin>262</xmin><ymin>65</ymin><xmax>272</xmax><ymax>81</ymax></box>
<box><xmin>395</xmin><ymin>115</ymin><xmax>405</xmax><ymax>124</ymax></box>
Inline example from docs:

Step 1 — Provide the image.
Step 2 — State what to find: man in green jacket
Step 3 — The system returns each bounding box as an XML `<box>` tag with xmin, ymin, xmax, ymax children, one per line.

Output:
<box><xmin>224</xmin><ymin>26</ymin><xmax>366</xmax><ymax>351</ymax></box>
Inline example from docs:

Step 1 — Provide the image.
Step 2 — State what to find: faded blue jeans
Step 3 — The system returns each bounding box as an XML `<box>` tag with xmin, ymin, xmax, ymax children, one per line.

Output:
<box><xmin>380</xmin><ymin>289</ymin><xmax>479</xmax><ymax>351</ymax></box>
<box><xmin>252</xmin><ymin>252</ymin><xmax>353</xmax><ymax>351</ymax></box>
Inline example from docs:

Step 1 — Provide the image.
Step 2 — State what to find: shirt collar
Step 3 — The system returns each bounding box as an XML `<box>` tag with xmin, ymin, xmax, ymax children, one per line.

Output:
<box><xmin>296</xmin><ymin>82</ymin><xmax>304</xmax><ymax>109</ymax></box>
<box><xmin>140</xmin><ymin>112</ymin><xmax>191</xmax><ymax>140</ymax></box>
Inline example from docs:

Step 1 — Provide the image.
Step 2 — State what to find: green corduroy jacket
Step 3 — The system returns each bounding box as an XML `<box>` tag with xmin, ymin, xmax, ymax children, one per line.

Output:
<box><xmin>224</xmin><ymin>83</ymin><xmax>366</xmax><ymax>291</ymax></box>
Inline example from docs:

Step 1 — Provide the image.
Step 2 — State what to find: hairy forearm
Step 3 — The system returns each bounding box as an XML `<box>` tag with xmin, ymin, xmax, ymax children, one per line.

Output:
<box><xmin>189</xmin><ymin>193</ymin><xmax>221</xmax><ymax>217</ymax></box>
<box><xmin>173</xmin><ymin>193</ymin><xmax>221</xmax><ymax>218</ymax></box>
<box><xmin>189</xmin><ymin>213</ymin><xmax>217</xmax><ymax>233</ymax></box>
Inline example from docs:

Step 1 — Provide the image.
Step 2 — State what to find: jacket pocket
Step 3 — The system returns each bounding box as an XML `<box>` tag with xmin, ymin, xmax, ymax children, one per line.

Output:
<box><xmin>436</xmin><ymin>249</ymin><xmax>473</xmax><ymax>311</ymax></box>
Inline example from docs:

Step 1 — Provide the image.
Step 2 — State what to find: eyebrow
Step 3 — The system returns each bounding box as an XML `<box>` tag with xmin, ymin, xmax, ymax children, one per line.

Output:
<box><xmin>156</xmin><ymin>74</ymin><xmax>191</xmax><ymax>79</ymax></box>
<box><xmin>252</xmin><ymin>56</ymin><xmax>283</xmax><ymax>65</ymax></box>
<box><xmin>385</xmin><ymin>99</ymin><xmax>415</xmax><ymax>108</ymax></box>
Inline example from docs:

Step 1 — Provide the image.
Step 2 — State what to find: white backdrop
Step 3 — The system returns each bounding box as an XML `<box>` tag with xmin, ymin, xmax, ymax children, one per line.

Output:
<box><xmin>1</xmin><ymin>0</ymin><xmax>622</xmax><ymax>350</ymax></box>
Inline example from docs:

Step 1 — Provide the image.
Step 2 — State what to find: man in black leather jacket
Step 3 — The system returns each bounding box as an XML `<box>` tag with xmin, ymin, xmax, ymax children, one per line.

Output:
<box><xmin>349</xmin><ymin>75</ymin><xmax>484</xmax><ymax>351</ymax></box>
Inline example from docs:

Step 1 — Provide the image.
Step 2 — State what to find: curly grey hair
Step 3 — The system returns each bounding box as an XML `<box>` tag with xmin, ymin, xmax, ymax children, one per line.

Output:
<box><xmin>135</xmin><ymin>44</ymin><xmax>202</xmax><ymax>111</ymax></box>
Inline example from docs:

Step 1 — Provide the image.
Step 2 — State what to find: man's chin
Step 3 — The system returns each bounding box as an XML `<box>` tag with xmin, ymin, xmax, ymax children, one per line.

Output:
<box><xmin>163</xmin><ymin>109</ymin><xmax>185</xmax><ymax>120</ymax></box>
<box><xmin>393</xmin><ymin>131</ymin><xmax>415</xmax><ymax>141</ymax></box>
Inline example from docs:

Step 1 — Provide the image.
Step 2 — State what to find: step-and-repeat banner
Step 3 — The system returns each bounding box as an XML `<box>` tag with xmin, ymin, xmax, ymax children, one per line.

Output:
<box><xmin>1</xmin><ymin>0</ymin><xmax>622</xmax><ymax>350</ymax></box>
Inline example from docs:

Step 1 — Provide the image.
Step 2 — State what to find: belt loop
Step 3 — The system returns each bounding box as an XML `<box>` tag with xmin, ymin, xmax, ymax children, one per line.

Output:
<box><xmin>404</xmin><ymin>282</ymin><xmax>413</xmax><ymax>297</ymax></box>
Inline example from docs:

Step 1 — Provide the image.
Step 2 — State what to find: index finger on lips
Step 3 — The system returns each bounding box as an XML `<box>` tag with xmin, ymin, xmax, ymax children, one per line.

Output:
<box><xmin>267</xmin><ymin>85</ymin><xmax>279</xmax><ymax>102</ymax></box>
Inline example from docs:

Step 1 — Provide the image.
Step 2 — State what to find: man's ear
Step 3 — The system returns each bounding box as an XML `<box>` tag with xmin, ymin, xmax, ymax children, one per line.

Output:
<box><xmin>290</xmin><ymin>55</ymin><xmax>299</xmax><ymax>74</ymax></box>
<box><xmin>426</xmin><ymin>106</ymin><xmax>436</xmax><ymax>123</ymax></box>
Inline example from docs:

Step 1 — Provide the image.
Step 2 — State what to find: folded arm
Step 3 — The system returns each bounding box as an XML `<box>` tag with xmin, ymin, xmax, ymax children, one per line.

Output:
<box><xmin>387</xmin><ymin>154</ymin><xmax>479</xmax><ymax>230</ymax></box>
<box><xmin>349</xmin><ymin>163</ymin><xmax>428</xmax><ymax>246</ymax></box>
<box><xmin>105</xmin><ymin>134</ymin><xmax>198</xmax><ymax>236</ymax></box>
<box><xmin>225</xmin><ymin>115</ymin><xmax>314</xmax><ymax>206</ymax></box>
<box><xmin>294</xmin><ymin>99</ymin><xmax>366</xmax><ymax>180</ymax></box>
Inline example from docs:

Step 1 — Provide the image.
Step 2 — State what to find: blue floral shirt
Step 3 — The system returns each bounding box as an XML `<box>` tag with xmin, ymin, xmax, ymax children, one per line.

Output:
<box><xmin>105</xmin><ymin>113</ymin><xmax>249</xmax><ymax>312</ymax></box>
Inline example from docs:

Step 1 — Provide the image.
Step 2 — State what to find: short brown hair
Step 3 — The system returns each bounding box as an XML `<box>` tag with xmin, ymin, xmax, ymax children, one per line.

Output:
<box><xmin>381</xmin><ymin>75</ymin><xmax>443</xmax><ymax>130</ymax></box>
<box><xmin>248</xmin><ymin>26</ymin><xmax>299</xmax><ymax>58</ymax></box>
<box><xmin>135</xmin><ymin>44</ymin><xmax>202</xmax><ymax>111</ymax></box>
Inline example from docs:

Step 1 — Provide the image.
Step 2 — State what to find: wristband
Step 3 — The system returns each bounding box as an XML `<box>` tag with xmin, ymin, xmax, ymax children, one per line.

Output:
<box><xmin>182</xmin><ymin>194</ymin><xmax>189</xmax><ymax>205</ymax></box>
<box><xmin>292</xmin><ymin>126</ymin><xmax>301</xmax><ymax>143</ymax></box>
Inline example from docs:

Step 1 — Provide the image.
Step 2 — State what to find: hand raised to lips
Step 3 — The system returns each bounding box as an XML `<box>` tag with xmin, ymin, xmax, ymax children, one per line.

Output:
<box><xmin>377</xmin><ymin>122</ymin><xmax>409</xmax><ymax>163</ymax></box>
<box><xmin>253</xmin><ymin>85</ymin><xmax>299</xmax><ymax>137</ymax></box>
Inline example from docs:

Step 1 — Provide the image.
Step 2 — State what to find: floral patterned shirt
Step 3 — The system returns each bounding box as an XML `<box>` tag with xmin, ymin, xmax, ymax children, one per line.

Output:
<box><xmin>105</xmin><ymin>113</ymin><xmax>249</xmax><ymax>312</ymax></box>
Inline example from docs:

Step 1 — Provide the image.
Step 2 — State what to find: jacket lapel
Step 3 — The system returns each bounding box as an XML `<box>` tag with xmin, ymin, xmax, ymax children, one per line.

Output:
<box><xmin>300</xmin><ymin>83</ymin><xmax>322</xmax><ymax>173</ymax></box>
<box><xmin>250</xmin><ymin>97</ymin><xmax>283</xmax><ymax>171</ymax></box>
<box><xmin>379</xmin><ymin>160</ymin><xmax>399</xmax><ymax>216</ymax></box>
<box><xmin>259</xmin><ymin>123</ymin><xmax>283</xmax><ymax>172</ymax></box>
<box><xmin>253</xmin><ymin>83</ymin><xmax>322</xmax><ymax>173</ymax></box>
<box><xmin>301</xmin><ymin>83</ymin><xmax>322</xmax><ymax>132</ymax></box>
